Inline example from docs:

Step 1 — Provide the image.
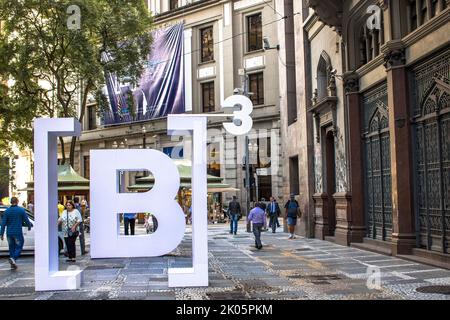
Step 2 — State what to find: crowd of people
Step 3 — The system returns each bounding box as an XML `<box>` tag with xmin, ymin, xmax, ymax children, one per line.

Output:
<box><xmin>1</xmin><ymin>193</ymin><xmax>302</xmax><ymax>269</ymax></box>
<box><xmin>226</xmin><ymin>194</ymin><xmax>302</xmax><ymax>249</ymax></box>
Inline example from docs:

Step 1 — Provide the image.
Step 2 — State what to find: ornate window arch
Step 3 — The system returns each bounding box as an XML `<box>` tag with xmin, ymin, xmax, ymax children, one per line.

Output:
<box><xmin>317</xmin><ymin>51</ymin><xmax>332</xmax><ymax>100</ymax></box>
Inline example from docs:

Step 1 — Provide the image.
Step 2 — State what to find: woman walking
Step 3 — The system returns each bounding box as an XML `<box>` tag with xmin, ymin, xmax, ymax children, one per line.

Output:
<box><xmin>58</xmin><ymin>200</ymin><xmax>82</xmax><ymax>262</ymax></box>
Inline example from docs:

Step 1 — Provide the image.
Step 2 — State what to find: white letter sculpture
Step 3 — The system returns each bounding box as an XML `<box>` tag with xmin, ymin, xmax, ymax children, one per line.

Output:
<box><xmin>34</xmin><ymin>95</ymin><xmax>251</xmax><ymax>291</ymax></box>
<box><xmin>34</xmin><ymin>118</ymin><xmax>83</xmax><ymax>291</ymax></box>
<box><xmin>90</xmin><ymin>149</ymin><xmax>185</xmax><ymax>258</ymax></box>
<box><xmin>167</xmin><ymin>115</ymin><xmax>208</xmax><ymax>287</ymax></box>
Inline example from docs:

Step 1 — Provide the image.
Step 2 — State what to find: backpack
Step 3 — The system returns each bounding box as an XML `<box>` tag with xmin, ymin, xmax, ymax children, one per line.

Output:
<box><xmin>287</xmin><ymin>200</ymin><xmax>299</xmax><ymax>218</ymax></box>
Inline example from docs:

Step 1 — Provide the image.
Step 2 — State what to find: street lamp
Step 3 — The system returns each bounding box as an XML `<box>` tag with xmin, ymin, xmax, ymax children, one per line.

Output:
<box><xmin>142</xmin><ymin>125</ymin><xmax>147</xmax><ymax>149</ymax></box>
<box><xmin>248</xmin><ymin>142</ymin><xmax>259</xmax><ymax>202</ymax></box>
<box><xmin>235</xmin><ymin>68</ymin><xmax>254</xmax><ymax>232</ymax></box>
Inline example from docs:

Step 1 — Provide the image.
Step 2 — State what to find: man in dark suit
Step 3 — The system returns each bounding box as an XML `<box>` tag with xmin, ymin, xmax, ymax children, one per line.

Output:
<box><xmin>266</xmin><ymin>196</ymin><xmax>281</xmax><ymax>233</ymax></box>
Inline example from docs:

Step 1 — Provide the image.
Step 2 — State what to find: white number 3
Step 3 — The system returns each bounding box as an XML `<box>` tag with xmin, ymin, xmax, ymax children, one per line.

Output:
<box><xmin>222</xmin><ymin>95</ymin><xmax>253</xmax><ymax>136</ymax></box>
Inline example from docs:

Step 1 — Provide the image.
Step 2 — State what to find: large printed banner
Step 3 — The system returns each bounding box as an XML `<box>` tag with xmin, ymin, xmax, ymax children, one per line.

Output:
<box><xmin>102</xmin><ymin>24</ymin><xmax>185</xmax><ymax>125</ymax></box>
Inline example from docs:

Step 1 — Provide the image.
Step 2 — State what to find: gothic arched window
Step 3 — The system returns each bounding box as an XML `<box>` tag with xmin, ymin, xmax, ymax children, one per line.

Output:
<box><xmin>317</xmin><ymin>51</ymin><xmax>332</xmax><ymax>100</ymax></box>
<box><xmin>359</xmin><ymin>15</ymin><xmax>384</xmax><ymax>67</ymax></box>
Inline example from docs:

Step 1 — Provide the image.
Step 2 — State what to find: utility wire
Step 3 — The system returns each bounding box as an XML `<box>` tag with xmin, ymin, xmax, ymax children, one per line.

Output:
<box><xmin>149</xmin><ymin>12</ymin><xmax>300</xmax><ymax>67</ymax></box>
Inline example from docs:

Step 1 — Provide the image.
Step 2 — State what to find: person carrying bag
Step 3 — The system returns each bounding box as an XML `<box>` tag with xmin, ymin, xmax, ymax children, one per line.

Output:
<box><xmin>58</xmin><ymin>200</ymin><xmax>82</xmax><ymax>262</ymax></box>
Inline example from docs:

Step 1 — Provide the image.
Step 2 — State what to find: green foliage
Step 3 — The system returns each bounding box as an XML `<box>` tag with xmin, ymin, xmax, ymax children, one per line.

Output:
<box><xmin>0</xmin><ymin>0</ymin><xmax>153</xmax><ymax>159</ymax></box>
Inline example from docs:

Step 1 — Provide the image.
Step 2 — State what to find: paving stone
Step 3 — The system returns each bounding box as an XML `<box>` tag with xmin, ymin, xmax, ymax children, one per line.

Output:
<box><xmin>1</xmin><ymin>223</ymin><xmax>449</xmax><ymax>300</ymax></box>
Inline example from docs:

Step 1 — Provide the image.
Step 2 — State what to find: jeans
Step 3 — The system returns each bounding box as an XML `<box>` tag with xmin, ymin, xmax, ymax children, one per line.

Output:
<box><xmin>269</xmin><ymin>215</ymin><xmax>279</xmax><ymax>232</ymax></box>
<box><xmin>124</xmin><ymin>218</ymin><xmax>136</xmax><ymax>235</ymax></box>
<box><xmin>7</xmin><ymin>234</ymin><xmax>24</xmax><ymax>260</ymax></box>
<box><xmin>252</xmin><ymin>223</ymin><xmax>263</xmax><ymax>248</ymax></box>
<box><xmin>78</xmin><ymin>222</ymin><xmax>86</xmax><ymax>254</ymax></box>
<box><xmin>64</xmin><ymin>233</ymin><xmax>78</xmax><ymax>259</ymax></box>
<box><xmin>229</xmin><ymin>214</ymin><xmax>239</xmax><ymax>234</ymax></box>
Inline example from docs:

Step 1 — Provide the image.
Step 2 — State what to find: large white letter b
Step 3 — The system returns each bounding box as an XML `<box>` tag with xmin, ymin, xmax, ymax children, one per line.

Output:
<box><xmin>90</xmin><ymin>149</ymin><xmax>185</xmax><ymax>258</ymax></box>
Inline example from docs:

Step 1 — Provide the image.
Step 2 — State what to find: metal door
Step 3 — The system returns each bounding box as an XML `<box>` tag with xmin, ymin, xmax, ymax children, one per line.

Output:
<box><xmin>411</xmin><ymin>51</ymin><xmax>450</xmax><ymax>253</ymax></box>
<box><xmin>362</xmin><ymin>85</ymin><xmax>393</xmax><ymax>241</ymax></box>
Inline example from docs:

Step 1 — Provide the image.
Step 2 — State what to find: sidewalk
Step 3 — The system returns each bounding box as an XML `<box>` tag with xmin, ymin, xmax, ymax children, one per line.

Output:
<box><xmin>0</xmin><ymin>222</ymin><xmax>449</xmax><ymax>300</ymax></box>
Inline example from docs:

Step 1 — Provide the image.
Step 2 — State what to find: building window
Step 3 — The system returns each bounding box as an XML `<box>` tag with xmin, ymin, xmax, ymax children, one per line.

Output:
<box><xmin>201</xmin><ymin>81</ymin><xmax>215</xmax><ymax>113</ymax></box>
<box><xmin>359</xmin><ymin>16</ymin><xmax>384</xmax><ymax>67</ymax></box>
<box><xmin>83</xmin><ymin>156</ymin><xmax>90</xmax><ymax>179</ymax></box>
<box><xmin>200</xmin><ymin>26</ymin><xmax>214</xmax><ymax>63</ymax></box>
<box><xmin>247</xmin><ymin>13</ymin><xmax>262</xmax><ymax>52</ymax></box>
<box><xmin>249</xmin><ymin>72</ymin><xmax>264</xmax><ymax>106</ymax></box>
<box><xmin>407</xmin><ymin>0</ymin><xmax>447</xmax><ymax>33</ymax></box>
<box><xmin>289</xmin><ymin>156</ymin><xmax>299</xmax><ymax>196</ymax></box>
<box><xmin>169</xmin><ymin>0</ymin><xmax>178</xmax><ymax>10</ymax></box>
<box><xmin>317</xmin><ymin>52</ymin><xmax>332</xmax><ymax>100</ymax></box>
<box><xmin>87</xmin><ymin>105</ymin><xmax>97</xmax><ymax>130</ymax></box>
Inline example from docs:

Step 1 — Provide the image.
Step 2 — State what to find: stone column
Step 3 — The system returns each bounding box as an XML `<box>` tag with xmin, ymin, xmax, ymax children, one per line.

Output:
<box><xmin>313</xmin><ymin>193</ymin><xmax>329</xmax><ymax>240</ymax></box>
<box><xmin>382</xmin><ymin>41</ymin><xmax>416</xmax><ymax>255</ymax></box>
<box><xmin>341</xmin><ymin>72</ymin><xmax>366</xmax><ymax>244</ymax></box>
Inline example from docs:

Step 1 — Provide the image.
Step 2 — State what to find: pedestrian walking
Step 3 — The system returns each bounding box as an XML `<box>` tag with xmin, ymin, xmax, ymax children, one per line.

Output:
<box><xmin>227</xmin><ymin>196</ymin><xmax>241</xmax><ymax>235</ymax></box>
<box><xmin>27</xmin><ymin>200</ymin><xmax>34</xmax><ymax>213</ymax></box>
<box><xmin>284</xmin><ymin>194</ymin><xmax>301</xmax><ymax>239</ymax></box>
<box><xmin>0</xmin><ymin>197</ymin><xmax>32</xmax><ymax>269</ymax></box>
<box><xmin>58</xmin><ymin>200</ymin><xmax>82</xmax><ymax>262</ymax></box>
<box><xmin>248</xmin><ymin>202</ymin><xmax>266</xmax><ymax>250</ymax></box>
<box><xmin>80</xmin><ymin>200</ymin><xmax>90</xmax><ymax>244</ymax></box>
<box><xmin>260</xmin><ymin>198</ymin><xmax>269</xmax><ymax>231</ymax></box>
<box><xmin>57</xmin><ymin>200</ymin><xmax>65</xmax><ymax>217</ymax></box>
<box><xmin>267</xmin><ymin>196</ymin><xmax>281</xmax><ymax>233</ymax></box>
<box><xmin>74</xmin><ymin>197</ymin><xmax>86</xmax><ymax>255</ymax></box>
<box><xmin>123</xmin><ymin>213</ymin><xmax>137</xmax><ymax>235</ymax></box>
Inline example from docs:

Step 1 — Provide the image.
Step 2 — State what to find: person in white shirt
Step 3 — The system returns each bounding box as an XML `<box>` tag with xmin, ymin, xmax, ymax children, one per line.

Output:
<box><xmin>58</xmin><ymin>200</ymin><xmax>82</xmax><ymax>262</ymax></box>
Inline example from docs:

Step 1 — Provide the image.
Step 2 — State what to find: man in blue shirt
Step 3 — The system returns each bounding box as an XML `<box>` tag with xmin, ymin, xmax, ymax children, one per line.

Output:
<box><xmin>248</xmin><ymin>202</ymin><xmax>267</xmax><ymax>250</ymax></box>
<box><xmin>123</xmin><ymin>213</ymin><xmax>137</xmax><ymax>235</ymax></box>
<box><xmin>0</xmin><ymin>197</ymin><xmax>32</xmax><ymax>269</ymax></box>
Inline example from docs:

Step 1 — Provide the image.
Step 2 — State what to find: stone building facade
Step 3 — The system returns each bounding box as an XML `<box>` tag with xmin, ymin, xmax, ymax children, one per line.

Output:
<box><xmin>68</xmin><ymin>0</ymin><xmax>284</xmax><ymax>213</ymax></box>
<box><xmin>276</xmin><ymin>0</ymin><xmax>449</xmax><ymax>267</ymax></box>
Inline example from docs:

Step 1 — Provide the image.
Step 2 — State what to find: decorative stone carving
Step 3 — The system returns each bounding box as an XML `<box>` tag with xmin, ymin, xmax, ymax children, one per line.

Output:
<box><xmin>328</xmin><ymin>74</ymin><xmax>337</xmax><ymax>97</ymax></box>
<box><xmin>312</xmin><ymin>88</ymin><xmax>318</xmax><ymax>105</ymax></box>
<box><xmin>307</xmin><ymin>0</ymin><xmax>343</xmax><ymax>34</ymax></box>
<box><xmin>343</xmin><ymin>72</ymin><xmax>359</xmax><ymax>93</ymax></box>
<box><xmin>333</xmin><ymin>128</ymin><xmax>348</xmax><ymax>193</ymax></box>
<box><xmin>383</xmin><ymin>48</ymin><xmax>406</xmax><ymax>69</ymax></box>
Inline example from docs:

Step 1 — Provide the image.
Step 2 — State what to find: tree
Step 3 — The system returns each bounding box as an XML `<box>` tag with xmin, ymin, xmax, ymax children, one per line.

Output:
<box><xmin>0</xmin><ymin>0</ymin><xmax>153</xmax><ymax>166</ymax></box>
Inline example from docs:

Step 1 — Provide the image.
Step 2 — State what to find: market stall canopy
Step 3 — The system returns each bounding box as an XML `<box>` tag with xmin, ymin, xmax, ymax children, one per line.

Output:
<box><xmin>19</xmin><ymin>164</ymin><xmax>90</xmax><ymax>192</ymax></box>
<box><xmin>127</xmin><ymin>160</ymin><xmax>238</xmax><ymax>193</ymax></box>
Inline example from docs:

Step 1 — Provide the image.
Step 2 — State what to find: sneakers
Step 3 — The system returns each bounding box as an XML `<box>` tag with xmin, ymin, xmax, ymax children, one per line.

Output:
<box><xmin>233</xmin><ymin>232</ymin><xmax>236</xmax><ymax>235</ymax></box>
<box><xmin>288</xmin><ymin>235</ymin><xmax>293</xmax><ymax>239</ymax></box>
<box><xmin>8</xmin><ymin>258</ymin><xmax>17</xmax><ymax>270</ymax></box>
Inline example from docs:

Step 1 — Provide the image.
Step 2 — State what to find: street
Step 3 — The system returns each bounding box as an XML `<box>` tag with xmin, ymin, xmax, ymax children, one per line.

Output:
<box><xmin>0</xmin><ymin>222</ymin><xmax>449</xmax><ymax>300</ymax></box>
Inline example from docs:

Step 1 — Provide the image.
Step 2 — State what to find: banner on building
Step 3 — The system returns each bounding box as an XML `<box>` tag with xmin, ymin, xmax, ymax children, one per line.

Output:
<box><xmin>102</xmin><ymin>24</ymin><xmax>185</xmax><ymax>125</ymax></box>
